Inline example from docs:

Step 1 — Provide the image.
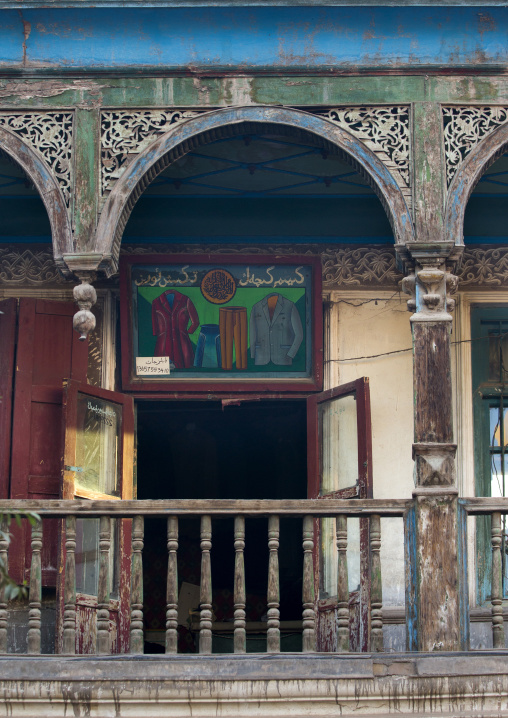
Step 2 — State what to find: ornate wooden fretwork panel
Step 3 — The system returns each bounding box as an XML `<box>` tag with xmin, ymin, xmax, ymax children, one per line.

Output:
<box><xmin>2</xmin><ymin>244</ymin><xmax>507</xmax><ymax>289</ymax></box>
<box><xmin>0</xmin><ymin>112</ymin><xmax>73</xmax><ymax>207</ymax></box>
<box><xmin>100</xmin><ymin>109</ymin><xmax>205</xmax><ymax>195</ymax></box>
<box><xmin>442</xmin><ymin>105</ymin><xmax>508</xmax><ymax>187</ymax></box>
<box><xmin>0</xmin><ymin>246</ymin><xmax>67</xmax><ymax>285</ymax></box>
<box><xmin>314</xmin><ymin>106</ymin><xmax>411</xmax><ymax>211</ymax></box>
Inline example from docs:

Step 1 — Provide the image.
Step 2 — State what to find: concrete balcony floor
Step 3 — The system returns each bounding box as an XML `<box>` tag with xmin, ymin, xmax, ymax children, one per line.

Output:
<box><xmin>0</xmin><ymin>651</ymin><xmax>507</xmax><ymax>717</ymax></box>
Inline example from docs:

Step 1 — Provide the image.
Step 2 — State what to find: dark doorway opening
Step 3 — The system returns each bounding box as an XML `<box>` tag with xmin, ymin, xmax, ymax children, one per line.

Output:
<box><xmin>136</xmin><ymin>399</ymin><xmax>307</xmax><ymax>652</ymax></box>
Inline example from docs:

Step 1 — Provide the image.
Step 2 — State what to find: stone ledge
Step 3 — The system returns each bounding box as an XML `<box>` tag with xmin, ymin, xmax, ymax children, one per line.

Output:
<box><xmin>1</xmin><ymin>652</ymin><xmax>508</xmax><ymax>717</ymax></box>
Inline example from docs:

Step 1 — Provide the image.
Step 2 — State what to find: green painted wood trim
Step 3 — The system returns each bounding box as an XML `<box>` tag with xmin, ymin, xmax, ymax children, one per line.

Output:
<box><xmin>413</xmin><ymin>102</ymin><xmax>446</xmax><ymax>242</ymax></box>
<box><xmin>0</xmin><ymin>76</ymin><xmax>507</xmax><ymax>110</ymax></box>
<box><xmin>73</xmin><ymin>108</ymin><xmax>99</xmax><ymax>251</ymax></box>
<box><xmin>471</xmin><ymin>306</ymin><xmax>508</xmax><ymax>606</ymax></box>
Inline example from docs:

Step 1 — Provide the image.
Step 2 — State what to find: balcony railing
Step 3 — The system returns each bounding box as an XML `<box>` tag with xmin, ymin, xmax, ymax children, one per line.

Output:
<box><xmin>0</xmin><ymin>497</ymin><xmax>507</xmax><ymax>656</ymax></box>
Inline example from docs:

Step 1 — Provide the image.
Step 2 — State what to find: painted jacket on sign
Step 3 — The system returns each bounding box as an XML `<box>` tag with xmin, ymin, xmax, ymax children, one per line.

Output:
<box><xmin>152</xmin><ymin>290</ymin><xmax>199</xmax><ymax>368</ymax></box>
<box><xmin>249</xmin><ymin>293</ymin><xmax>304</xmax><ymax>366</ymax></box>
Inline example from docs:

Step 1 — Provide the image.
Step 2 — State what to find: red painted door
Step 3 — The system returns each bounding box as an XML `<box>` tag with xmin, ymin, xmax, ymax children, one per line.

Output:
<box><xmin>0</xmin><ymin>298</ymin><xmax>17</xmax><ymax>500</ymax></box>
<box><xmin>307</xmin><ymin>377</ymin><xmax>373</xmax><ymax>652</ymax></box>
<box><xmin>9</xmin><ymin>298</ymin><xmax>88</xmax><ymax>586</ymax></box>
<box><xmin>56</xmin><ymin>380</ymin><xmax>134</xmax><ymax>654</ymax></box>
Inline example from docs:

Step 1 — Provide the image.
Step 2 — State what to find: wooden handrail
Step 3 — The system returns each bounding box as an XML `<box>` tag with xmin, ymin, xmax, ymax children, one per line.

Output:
<box><xmin>460</xmin><ymin>498</ymin><xmax>508</xmax><ymax>514</ymax></box>
<box><xmin>0</xmin><ymin>498</ymin><xmax>409</xmax><ymax>517</ymax></box>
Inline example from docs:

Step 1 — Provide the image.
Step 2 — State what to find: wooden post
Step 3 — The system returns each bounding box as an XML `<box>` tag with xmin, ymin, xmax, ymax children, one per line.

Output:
<box><xmin>63</xmin><ymin>516</ymin><xmax>77</xmax><ymax>655</ymax></box>
<box><xmin>97</xmin><ymin>516</ymin><xmax>111</xmax><ymax>655</ymax></box>
<box><xmin>336</xmin><ymin>514</ymin><xmax>349</xmax><ymax>652</ymax></box>
<box><xmin>0</xmin><ymin>518</ymin><xmax>8</xmax><ymax>653</ymax></box>
<box><xmin>491</xmin><ymin>512</ymin><xmax>505</xmax><ymax>648</ymax></box>
<box><xmin>302</xmin><ymin>515</ymin><xmax>316</xmax><ymax>653</ymax></box>
<box><xmin>267</xmin><ymin>515</ymin><xmax>280</xmax><ymax>654</ymax></box>
<box><xmin>27</xmin><ymin>519</ymin><xmax>43</xmax><ymax>655</ymax></box>
<box><xmin>166</xmin><ymin>516</ymin><xmax>179</xmax><ymax>654</ymax></box>
<box><xmin>370</xmin><ymin>514</ymin><xmax>383</xmax><ymax>652</ymax></box>
<box><xmin>401</xmin><ymin>247</ymin><xmax>467</xmax><ymax>652</ymax></box>
<box><xmin>199</xmin><ymin>515</ymin><xmax>213</xmax><ymax>654</ymax></box>
<box><xmin>130</xmin><ymin>515</ymin><xmax>144</xmax><ymax>654</ymax></box>
<box><xmin>233</xmin><ymin>516</ymin><xmax>246</xmax><ymax>654</ymax></box>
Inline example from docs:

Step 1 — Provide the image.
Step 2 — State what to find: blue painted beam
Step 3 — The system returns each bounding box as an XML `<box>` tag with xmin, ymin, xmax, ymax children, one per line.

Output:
<box><xmin>0</xmin><ymin>7</ymin><xmax>506</xmax><ymax>70</ymax></box>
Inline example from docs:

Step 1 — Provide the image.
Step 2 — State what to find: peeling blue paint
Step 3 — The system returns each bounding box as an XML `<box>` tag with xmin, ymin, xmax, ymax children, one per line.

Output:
<box><xmin>0</xmin><ymin>7</ymin><xmax>506</xmax><ymax>69</ymax></box>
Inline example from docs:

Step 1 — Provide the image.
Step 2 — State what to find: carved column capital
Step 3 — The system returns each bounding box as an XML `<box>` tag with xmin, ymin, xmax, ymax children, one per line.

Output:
<box><xmin>412</xmin><ymin>442</ymin><xmax>457</xmax><ymax>488</ymax></box>
<box><xmin>73</xmin><ymin>275</ymin><xmax>97</xmax><ymax>342</ymax></box>
<box><xmin>401</xmin><ymin>252</ymin><xmax>460</xmax><ymax>321</ymax></box>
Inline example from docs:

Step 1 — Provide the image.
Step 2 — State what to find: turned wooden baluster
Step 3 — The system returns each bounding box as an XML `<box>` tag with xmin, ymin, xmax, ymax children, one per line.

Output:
<box><xmin>302</xmin><ymin>515</ymin><xmax>316</xmax><ymax>652</ymax></box>
<box><xmin>336</xmin><ymin>514</ymin><xmax>350</xmax><ymax>652</ymax></box>
<box><xmin>166</xmin><ymin>516</ymin><xmax>179</xmax><ymax>654</ymax></box>
<box><xmin>97</xmin><ymin>516</ymin><xmax>111</xmax><ymax>655</ymax></box>
<box><xmin>491</xmin><ymin>512</ymin><xmax>505</xmax><ymax>648</ymax></box>
<box><xmin>199</xmin><ymin>515</ymin><xmax>213</xmax><ymax>654</ymax></box>
<box><xmin>267</xmin><ymin>515</ymin><xmax>280</xmax><ymax>653</ymax></box>
<box><xmin>27</xmin><ymin>519</ymin><xmax>43</xmax><ymax>654</ymax></box>
<box><xmin>0</xmin><ymin>518</ymin><xmax>9</xmax><ymax>653</ymax></box>
<box><xmin>130</xmin><ymin>515</ymin><xmax>144</xmax><ymax>654</ymax></box>
<box><xmin>370</xmin><ymin>514</ymin><xmax>383</xmax><ymax>652</ymax></box>
<box><xmin>234</xmin><ymin>516</ymin><xmax>246</xmax><ymax>654</ymax></box>
<box><xmin>63</xmin><ymin>516</ymin><xmax>77</xmax><ymax>654</ymax></box>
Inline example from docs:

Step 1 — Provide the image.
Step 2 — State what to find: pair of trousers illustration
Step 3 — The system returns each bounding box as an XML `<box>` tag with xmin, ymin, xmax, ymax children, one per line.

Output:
<box><xmin>219</xmin><ymin>307</ymin><xmax>248</xmax><ymax>370</ymax></box>
<box><xmin>193</xmin><ymin>324</ymin><xmax>222</xmax><ymax>368</ymax></box>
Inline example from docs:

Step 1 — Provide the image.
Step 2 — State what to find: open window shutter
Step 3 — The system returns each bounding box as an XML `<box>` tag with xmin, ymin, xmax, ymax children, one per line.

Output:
<box><xmin>9</xmin><ymin>298</ymin><xmax>87</xmax><ymax>585</ymax></box>
<box><xmin>307</xmin><ymin>377</ymin><xmax>373</xmax><ymax>652</ymax></box>
<box><xmin>56</xmin><ymin>380</ymin><xmax>134</xmax><ymax>654</ymax></box>
<box><xmin>0</xmin><ymin>298</ymin><xmax>17</xmax><ymax>499</ymax></box>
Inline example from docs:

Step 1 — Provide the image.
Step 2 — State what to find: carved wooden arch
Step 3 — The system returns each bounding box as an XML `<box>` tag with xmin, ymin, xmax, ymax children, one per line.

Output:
<box><xmin>445</xmin><ymin>121</ymin><xmax>508</xmax><ymax>247</ymax></box>
<box><xmin>95</xmin><ymin>106</ymin><xmax>415</xmax><ymax>276</ymax></box>
<box><xmin>0</xmin><ymin>125</ymin><xmax>73</xmax><ymax>270</ymax></box>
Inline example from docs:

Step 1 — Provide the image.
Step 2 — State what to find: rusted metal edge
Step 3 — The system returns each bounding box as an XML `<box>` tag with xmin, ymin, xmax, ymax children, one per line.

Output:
<box><xmin>0</xmin><ymin>498</ymin><xmax>410</xmax><ymax>517</ymax></box>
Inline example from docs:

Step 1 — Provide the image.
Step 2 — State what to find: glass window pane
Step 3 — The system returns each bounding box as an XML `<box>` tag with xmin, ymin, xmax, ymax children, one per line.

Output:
<box><xmin>76</xmin><ymin>518</ymin><xmax>99</xmax><ymax>595</ymax></box>
<box><xmin>490</xmin><ymin>454</ymin><xmax>506</xmax><ymax>498</ymax></box>
<box><xmin>75</xmin><ymin>393</ymin><xmax>122</xmax><ymax>497</ymax></box>
<box><xmin>319</xmin><ymin>517</ymin><xmax>360</xmax><ymax>599</ymax></box>
<box><xmin>75</xmin><ymin>518</ymin><xmax>119</xmax><ymax>598</ymax></box>
<box><xmin>319</xmin><ymin>393</ymin><xmax>358</xmax><ymax>494</ymax></box>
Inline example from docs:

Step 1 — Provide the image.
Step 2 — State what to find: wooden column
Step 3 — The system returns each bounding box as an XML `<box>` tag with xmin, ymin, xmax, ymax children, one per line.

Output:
<box><xmin>491</xmin><ymin>512</ymin><xmax>505</xmax><ymax>648</ymax></box>
<box><xmin>233</xmin><ymin>516</ymin><xmax>246</xmax><ymax>654</ymax></box>
<box><xmin>27</xmin><ymin>520</ymin><xmax>43</xmax><ymax>655</ymax></box>
<box><xmin>63</xmin><ymin>516</ymin><xmax>77</xmax><ymax>655</ymax></box>
<box><xmin>402</xmin><ymin>250</ymin><xmax>467</xmax><ymax>652</ymax></box>
<box><xmin>97</xmin><ymin>516</ymin><xmax>111</xmax><ymax>655</ymax></box>
<box><xmin>301</xmin><ymin>515</ymin><xmax>316</xmax><ymax>653</ymax></box>
<box><xmin>166</xmin><ymin>516</ymin><xmax>179</xmax><ymax>654</ymax></box>
<box><xmin>199</xmin><ymin>515</ymin><xmax>213</xmax><ymax>654</ymax></box>
<box><xmin>369</xmin><ymin>515</ymin><xmax>383</xmax><ymax>652</ymax></box>
<box><xmin>0</xmin><ymin>518</ymin><xmax>8</xmax><ymax>653</ymax></box>
<box><xmin>336</xmin><ymin>514</ymin><xmax>349</xmax><ymax>652</ymax></box>
<box><xmin>130</xmin><ymin>515</ymin><xmax>144</xmax><ymax>654</ymax></box>
<box><xmin>267</xmin><ymin>515</ymin><xmax>280</xmax><ymax>654</ymax></box>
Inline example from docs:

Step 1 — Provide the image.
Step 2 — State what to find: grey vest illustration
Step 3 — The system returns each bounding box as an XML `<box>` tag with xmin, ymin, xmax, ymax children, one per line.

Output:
<box><xmin>249</xmin><ymin>294</ymin><xmax>304</xmax><ymax>366</ymax></box>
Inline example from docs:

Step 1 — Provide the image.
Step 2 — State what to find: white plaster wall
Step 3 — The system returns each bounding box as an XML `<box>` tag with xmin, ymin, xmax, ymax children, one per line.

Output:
<box><xmin>329</xmin><ymin>292</ymin><xmax>414</xmax><ymax>609</ymax></box>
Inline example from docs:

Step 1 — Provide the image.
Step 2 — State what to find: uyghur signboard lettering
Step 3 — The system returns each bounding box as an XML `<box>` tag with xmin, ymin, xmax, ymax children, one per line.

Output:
<box><xmin>120</xmin><ymin>255</ymin><xmax>322</xmax><ymax>391</ymax></box>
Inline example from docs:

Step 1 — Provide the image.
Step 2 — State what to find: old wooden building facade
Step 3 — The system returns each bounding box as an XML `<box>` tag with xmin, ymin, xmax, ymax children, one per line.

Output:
<box><xmin>0</xmin><ymin>2</ymin><xmax>508</xmax><ymax>715</ymax></box>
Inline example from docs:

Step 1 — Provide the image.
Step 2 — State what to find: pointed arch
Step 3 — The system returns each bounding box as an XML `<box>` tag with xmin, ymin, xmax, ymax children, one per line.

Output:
<box><xmin>445</xmin><ymin>121</ymin><xmax>508</xmax><ymax>247</ymax></box>
<box><xmin>0</xmin><ymin>125</ymin><xmax>73</xmax><ymax>270</ymax></box>
<box><xmin>94</xmin><ymin>106</ymin><xmax>415</xmax><ymax>276</ymax></box>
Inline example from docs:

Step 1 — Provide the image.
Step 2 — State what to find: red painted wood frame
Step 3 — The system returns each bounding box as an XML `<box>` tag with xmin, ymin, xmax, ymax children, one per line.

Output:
<box><xmin>306</xmin><ymin>377</ymin><xmax>373</xmax><ymax>501</ymax></box>
<box><xmin>56</xmin><ymin>380</ymin><xmax>134</xmax><ymax>654</ymax></box>
<box><xmin>306</xmin><ymin>377</ymin><xmax>373</xmax><ymax>652</ymax></box>
<box><xmin>9</xmin><ymin>298</ymin><xmax>88</xmax><ymax>586</ymax></box>
<box><xmin>0</xmin><ymin>298</ymin><xmax>16</xmax><ymax>500</ymax></box>
<box><xmin>120</xmin><ymin>254</ymin><xmax>323</xmax><ymax>393</ymax></box>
